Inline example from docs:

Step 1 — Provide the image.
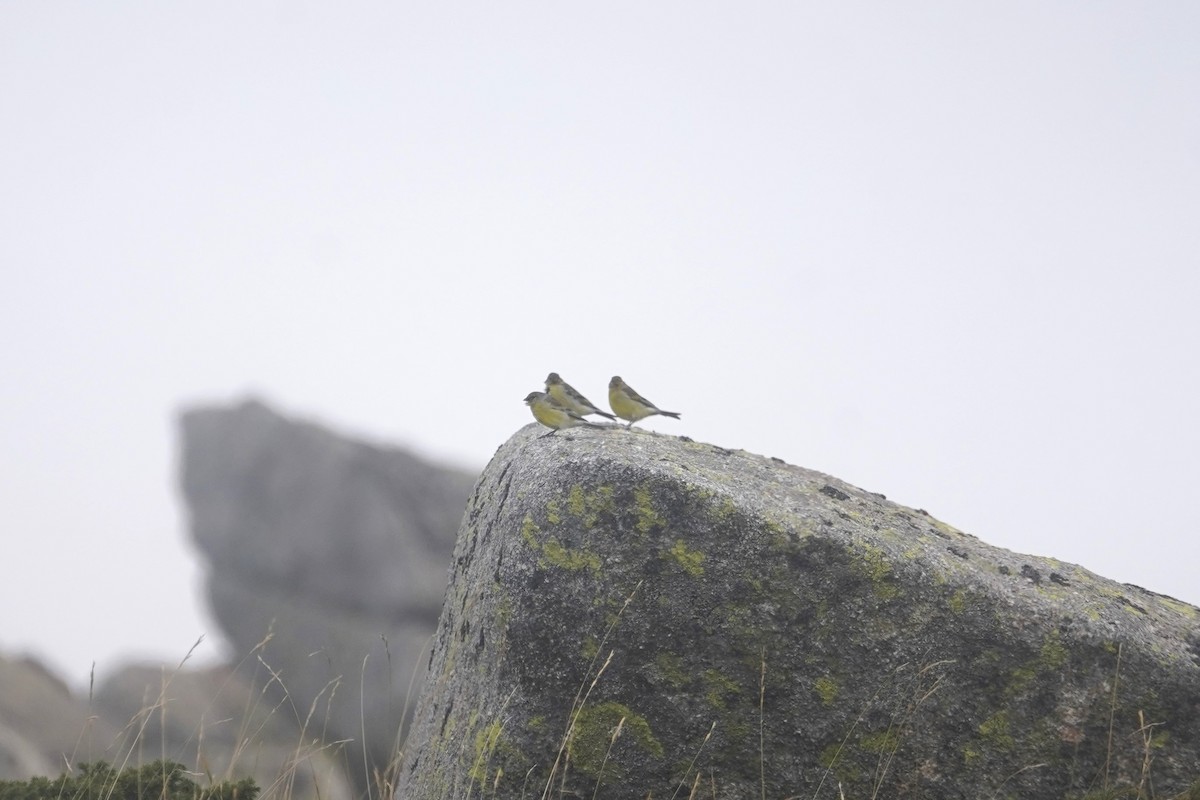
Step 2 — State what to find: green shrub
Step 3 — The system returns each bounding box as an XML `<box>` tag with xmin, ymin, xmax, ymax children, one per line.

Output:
<box><xmin>0</xmin><ymin>761</ymin><xmax>257</xmax><ymax>800</ymax></box>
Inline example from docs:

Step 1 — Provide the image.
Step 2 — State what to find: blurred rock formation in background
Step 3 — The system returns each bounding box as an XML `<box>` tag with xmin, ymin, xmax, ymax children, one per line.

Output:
<box><xmin>0</xmin><ymin>399</ymin><xmax>476</xmax><ymax>799</ymax></box>
<box><xmin>179</xmin><ymin>400</ymin><xmax>476</xmax><ymax>792</ymax></box>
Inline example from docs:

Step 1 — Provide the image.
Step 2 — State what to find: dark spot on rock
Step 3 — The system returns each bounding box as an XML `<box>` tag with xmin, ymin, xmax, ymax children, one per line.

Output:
<box><xmin>785</xmin><ymin>548</ymin><xmax>813</xmax><ymax>573</ymax></box>
<box><xmin>679</xmin><ymin>436</ymin><xmax>694</xmax><ymax>442</ymax></box>
<box><xmin>1050</xmin><ymin>572</ymin><xmax>1070</xmax><ymax>586</ymax></box>
<box><xmin>1186</xmin><ymin>632</ymin><xmax>1200</xmax><ymax>667</ymax></box>
<box><xmin>1020</xmin><ymin>565</ymin><xmax>1042</xmax><ymax>585</ymax></box>
<box><xmin>771</xmin><ymin>456</ymin><xmax>785</xmax><ymax>464</ymax></box>
<box><xmin>820</xmin><ymin>484</ymin><xmax>850</xmax><ymax>501</ymax></box>
<box><xmin>870</xmin><ymin>492</ymin><xmax>887</xmax><ymax>500</ymax></box>
<box><xmin>458</xmin><ymin>619</ymin><xmax>470</xmax><ymax>642</ymax></box>
<box><xmin>998</xmin><ymin>565</ymin><xmax>1011</xmax><ymax>575</ymax></box>
<box><xmin>729</xmin><ymin>579</ymin><xmax>756</xmax><ymax>604</ymax></box>
<box><xmin>476</xmin><ymin>627</ymin><xmax>486</xmax><ymax>652</ymax></box>
<box><xmin>713</xmin><ymin>446</ymin><xmax>734</xmax><ymax>456</ymax></box>
<box><xmin>948</xmin><ymin>546</ymin><xmax>968</xmax><ymax>560</ymax></box>
<box><xmin>1117</xmin><ymin>595</ymin><xmax>1147</xmax><ymax>614</ymax></box>
<box><xmin>1123</xmin><ymin>583</ymin><xmax>1179</xmax><ymax>602</ymax></box>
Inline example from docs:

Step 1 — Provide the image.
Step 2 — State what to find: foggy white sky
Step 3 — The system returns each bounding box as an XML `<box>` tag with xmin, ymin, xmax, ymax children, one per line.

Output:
<box><xmin>1</xmin><ymin>3</ymin><xmax>1197</xmax><ymax>688</ymax></box>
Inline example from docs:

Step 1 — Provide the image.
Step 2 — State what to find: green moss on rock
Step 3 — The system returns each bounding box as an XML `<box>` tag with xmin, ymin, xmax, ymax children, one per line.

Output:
<box><xmin>814</xmin><ymin>675</ymin><xmax>840</xmax><ymax>706</ymax></box>
<box><xmin>856</xmin><ymin>542</ymin><xmax>899</xmax><ymax>600</ymax></box>
<box><xmin>521</xmin><ymin>512</ymin><xmax>601</xmax><ymax>572</ymax></box>
<box><xmin>469</xmin><ymin>720</ymin><xmax>504</xmax><ymax>783</ymax></box>
<box><xmin>542</xmin><ymin>537</ymin><xmax>601</xmax><ymax>572</ymax></box>
<box><xmin>634</xmin><ymin>485</ymin><xmax>666</xmax><ymax>534</ymax></box>
<box><xmin>655</xmin><ymin>652</ymin><xmax>689</xmax><ymax>689</ymax></box>
<box><xmin>567</xmin><ymin>484</ymin><xmax>615</xmax><ymax>528</ymax></box>
<box><xmin>571</xmin><ymin>702</ymin><xmax>664</xmax><ymax>782</ymax></box>
<box><xmin>978</xmin><ymin>710</ymin><xmax>1014</xmax><ymax>750</ymax></box>
<box><xmin>948</xmin><ymin>589</ymin><xmax>968</xmax><ymax>614</ymax></box>
<box><xmin>702</xmin><ymin>669</ymin><xmax>742</xmax><ymax>710</ymax></box>
<box><xmin>666</xmin><ymin>539</ymin><xmax>705</xmax><ymax>576</ymax></box>
<box><xmin>860</xmin><ymin>729</ymin><xmax>900</xmax><ymax>753</ymax></box>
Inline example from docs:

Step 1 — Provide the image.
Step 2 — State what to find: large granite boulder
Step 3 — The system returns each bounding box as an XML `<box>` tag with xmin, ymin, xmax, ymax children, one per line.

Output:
<box><xmin>178</xmin><ymin>399</ymin><xmax>476</xmax><ymax>791</ymax></box>
<box><xmin>399</xmin><ymin>424</ymin><xmax>1200</xmax><ymax>799</ymax></box>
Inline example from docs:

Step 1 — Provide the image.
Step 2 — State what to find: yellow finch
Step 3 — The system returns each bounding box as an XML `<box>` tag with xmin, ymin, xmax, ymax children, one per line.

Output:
<box><xmin>524</xmin><ymin>391</ymin><xmax>595</xmax><ymax>436</ymax></box>
<box><xmin>545</xmin><ymin>372</ymin><xmax>617</xmax><ymax>420</ymax></box>
<box><xmin>608</xmin><ymin>376</ymin><xmax>681</xmax><ymax>428</ymax></box>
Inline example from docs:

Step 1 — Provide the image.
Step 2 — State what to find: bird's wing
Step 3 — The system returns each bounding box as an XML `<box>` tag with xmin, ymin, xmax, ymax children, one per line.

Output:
<box><xmin>625</xmin><ymin>386</ymin><xmax>657</xmax><ymax>408</ymax></box>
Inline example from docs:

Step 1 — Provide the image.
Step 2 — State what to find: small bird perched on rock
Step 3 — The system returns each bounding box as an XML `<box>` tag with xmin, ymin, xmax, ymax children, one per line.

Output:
<box><xmin>524</xmin><ymin>391</ymin><xmax>596</xmax><ymax>437</ymax></box>
<box><xmin>545</xmin><ymin>372</ymin><xmax>617</xmax><ymax>420</ymax></box>
<box><xmin>608</xmin><ymin>376</ymin><xmax>681</xmax><ymax>428</ymax></box>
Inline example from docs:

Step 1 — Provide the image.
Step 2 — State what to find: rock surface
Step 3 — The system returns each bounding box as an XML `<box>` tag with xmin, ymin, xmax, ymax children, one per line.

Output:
<box><xmin>399</xmin><ymin>424</ymin><xmax>1200</xmax><ymax>799</ymax></box>
<box><xmin>178</xmin><ymin>399</ymin><xmax>477</xmax><ymax>790</ymax></box>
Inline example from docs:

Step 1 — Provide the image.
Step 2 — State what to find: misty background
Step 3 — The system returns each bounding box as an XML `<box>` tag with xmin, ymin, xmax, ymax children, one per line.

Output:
<box><xmin>1</xmin><ymin>3</ymin><xmax>1197</xmax><ymax>689</ymax></box>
